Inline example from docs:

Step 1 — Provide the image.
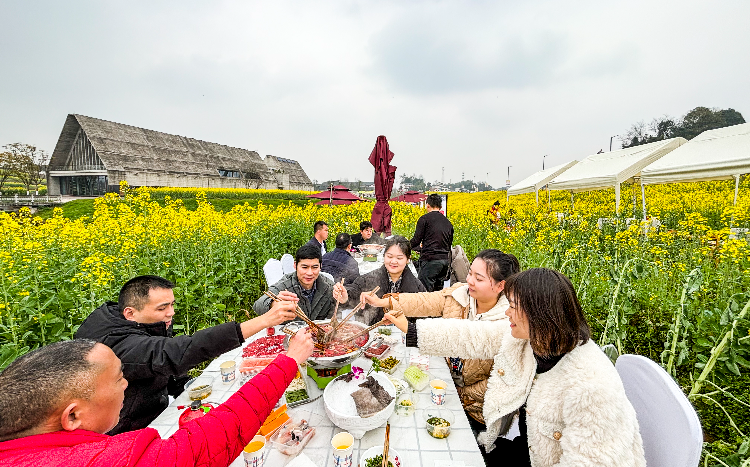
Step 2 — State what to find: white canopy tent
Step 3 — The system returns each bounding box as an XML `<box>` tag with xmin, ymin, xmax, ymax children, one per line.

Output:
<box><xmin>641</xmin><ymin>123</ymin><xmax>750</xmax><ymax>211</ymax></box>
<box><xmin>508</xmin><ymin>161</ymin><xmax>578</xmax><ymax>204</ymax></box>
<box><xmin>547</xmin><ymin>137</ymin><xmax>687</xmax><ymax>213</ymax></box>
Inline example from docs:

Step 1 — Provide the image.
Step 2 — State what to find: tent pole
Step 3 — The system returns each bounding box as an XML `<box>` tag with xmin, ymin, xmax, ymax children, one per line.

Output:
<box><xmin>733</xmin><ymin>174</ymin><xmax>740</xmax><ymax>207</ymax></box>
<box><xmin>615</xmin><ymin>183</ymin><xmax>620</xmax><ymax>216</ymax></box>
<box><xmin>547</xmin><ymin>186</ymin><xmax>551</xmax><ymax>213</ymax></box>
<box><xmin>535</xmin><ymin>189</ymin><xmax>539</xmax><ymax>206</ymax></box>
<box><xmin>570</xmin><ymin>191</ymin><xmax>574</xmax><ymax>212</ymax></box>
<box><xmin>641</xmin><ymin>182</ymin><xmax>647</xmax><ymax>220</ymax></box>
<box><xmin>731</xmin><ymin>174</ymin><xmax>740</xmax><ymax>229</ymax></box>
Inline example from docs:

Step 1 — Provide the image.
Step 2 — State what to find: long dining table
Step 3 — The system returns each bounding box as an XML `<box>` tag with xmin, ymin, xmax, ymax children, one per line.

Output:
<box><xmin>147</xmin><ymin>324</ymin><xmax>485</xmax><ymax>467</ymax></box>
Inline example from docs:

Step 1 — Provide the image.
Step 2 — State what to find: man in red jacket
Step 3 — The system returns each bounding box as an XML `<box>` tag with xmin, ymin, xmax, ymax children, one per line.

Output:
<box><xmin>0</xmin><ymin>330</ymin><xmax>313</xmax><ymax>467</ymax></box>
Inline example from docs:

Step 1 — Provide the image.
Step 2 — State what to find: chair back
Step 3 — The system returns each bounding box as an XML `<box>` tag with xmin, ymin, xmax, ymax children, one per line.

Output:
<box><xmin>615</xmin><ymin>355</ymin><xmax>702</xmax><ymax>467</ymax></box>
<box><xmin>281</xmin><ymin>254</ymin><xmax>295</xmax><ymax>274</ymax></box>
<box><xmin>263</xmin><ymin>259</ymin><xmax>284</xmax><ymax>287</ymax></box>
<box><xmin>320</xmin><ymin>271</ymin><xmax>334</xmax><ymax>283</ymax></box>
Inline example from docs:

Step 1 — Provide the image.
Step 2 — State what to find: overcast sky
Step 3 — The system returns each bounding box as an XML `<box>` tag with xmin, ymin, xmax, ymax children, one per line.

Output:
<box><xmin>1</xmin><ymin>1</ymin><xmax>748</xmax><ymax>187</ymax></box>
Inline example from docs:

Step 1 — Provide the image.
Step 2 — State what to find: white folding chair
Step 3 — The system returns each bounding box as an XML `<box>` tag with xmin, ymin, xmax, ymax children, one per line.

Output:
<box><xmin>615</xmin><ymin>355</ymin><xmax>702</xmax><ymax>467</ymax></box>
<box><xmin>281</xmin><ymin>254</ymin><xmax>295</xmax><ymax>274</ymax></box>
<box><xmin>263</xmin><ymin>259</ymin><xmax>284</xmax><ymax>287</ymax></box>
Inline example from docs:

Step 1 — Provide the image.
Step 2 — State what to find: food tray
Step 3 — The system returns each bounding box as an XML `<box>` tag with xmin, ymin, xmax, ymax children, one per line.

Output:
<box><xmin>378</xmin><ymin>354</ymin><xmax>402</xmax><ymax>375</ymax></box>
<box><xmin>270</xmin><ymin>418</ymin><xmax>316</xmax><ymax>455</ymax></box>
<box><xmin>284</xmin><ymin>367</ymin><xmax>311</xmax><ymax>407</ymax></box>
<box><xmin>364</xmin><ymin>342</ymin><xmax>391</xmax><ymax>359</ymax></box>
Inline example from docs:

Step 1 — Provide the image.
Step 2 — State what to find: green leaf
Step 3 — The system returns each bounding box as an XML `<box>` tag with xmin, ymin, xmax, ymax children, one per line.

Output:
<box><xmin>725</xmin><ymin>360</ymin><xmax>741</xmax><ymax>376</ymax></box>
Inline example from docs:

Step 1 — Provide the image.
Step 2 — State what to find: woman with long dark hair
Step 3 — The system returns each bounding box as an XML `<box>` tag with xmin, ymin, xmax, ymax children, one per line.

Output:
<box><xmin>334</xmin><ymin>235</ymin><xmax>426</xmax><ymax>325</ymax></box>
<box><xmin>385</xmin><ymin>268</ymin><xmax>645</xmax><ymax>467</ymax></box>
<box><xmin>360</xmin><ymin>249</ymin><xmax>520</xmax><ymax>426</ymax></box>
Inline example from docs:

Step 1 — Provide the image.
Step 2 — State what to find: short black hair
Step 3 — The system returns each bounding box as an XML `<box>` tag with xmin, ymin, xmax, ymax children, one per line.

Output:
<box><xmin>335</xmin><ymin>233</ymin><xmax>352</xmax><ymax>249</ymax></box>
<box><xmin>296</xmin><ymin>244</ymin><xmax>323</xmax><ymax>264</ymax></box>
<box><xmin>0</xmin><ymin>339</ymin><xmax>100</xmax><ymax>441</ymax></box>
<box><xmin>359</xmin><ymin>221</ymin><xmax>373</xmax><ymax>231</ymax></box>
<box><xmin>426</xmin><ymin>194</ymin><xmax>442</xmax><ymax>209</ymax></box>
<box><xmin>383</xmin><ymin>235</ymin><xmax>411</xmax><ymax>258</ymax></box>
<box><xmin>504</xmin><ymin>268</ymin><xmax>590</xmax><ymax>358</ymax></box>
<box><xmin>313</xmin><ymin>220</ymin><xmax>328</xmax><ymax>233</ymax></box>
<box><xmin>118</xmin><ymin>275</ymin><xmax>175</xmax><ymax>314</ymax></box>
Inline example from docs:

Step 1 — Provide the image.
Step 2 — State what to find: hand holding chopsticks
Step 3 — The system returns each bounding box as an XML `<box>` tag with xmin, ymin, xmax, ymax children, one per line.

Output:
<box><xmin>264</xmin><ymin>290</ymin><xmax>326</xmax><ymax>338</ymax></box>
<box><xmin>341</xmin><ymin>310</ymin><xmax>404</xmax><ymax>344</ymax></box>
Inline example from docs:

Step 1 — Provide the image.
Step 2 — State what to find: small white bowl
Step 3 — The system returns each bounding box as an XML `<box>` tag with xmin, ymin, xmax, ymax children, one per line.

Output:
<box><xmin>359</xmin><ymin>446</ymin><xmax>402</xmax><ymax>467</ymax></box>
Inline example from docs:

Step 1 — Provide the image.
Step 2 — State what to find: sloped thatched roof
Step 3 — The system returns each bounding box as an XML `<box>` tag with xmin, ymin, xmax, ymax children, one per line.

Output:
<box><xmin>49</xmin><ymin>115</ymin><xmax>309</xmax><ymax>184</ymax></box>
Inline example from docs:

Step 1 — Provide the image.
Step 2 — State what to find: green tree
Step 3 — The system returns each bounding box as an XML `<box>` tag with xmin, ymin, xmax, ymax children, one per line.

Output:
<box><xmin>621</xmin><ymin>107</ymin><xmax>745</xmax><ymax>148</ymax></box>
<box><xmin>3</xmin><ymin>143</ymin><xmax>49</xmax><ymax>194</ymax></box>
<box><xmin>0</xmin><ymin>150</ymin><xmax>22</xmax><ymax>193</ymax></box>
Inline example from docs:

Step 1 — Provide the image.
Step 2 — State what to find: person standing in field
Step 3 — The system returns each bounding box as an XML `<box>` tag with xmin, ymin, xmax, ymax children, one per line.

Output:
<box><xmin>411</xmin><ymin>194</ymin><xmax>454</xmax><ymax>291</ymax></box>
<box><xmin>304</xmin><ymin>220</ymin><xmax>329</xmax><ymax>255</ymax></box>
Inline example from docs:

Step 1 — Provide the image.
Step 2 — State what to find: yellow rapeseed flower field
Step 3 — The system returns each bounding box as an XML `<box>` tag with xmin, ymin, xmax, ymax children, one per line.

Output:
<box><xmin>0</xmin><ymin>180</ymin><xmax>748</xmax><ymax>455</ymax></box>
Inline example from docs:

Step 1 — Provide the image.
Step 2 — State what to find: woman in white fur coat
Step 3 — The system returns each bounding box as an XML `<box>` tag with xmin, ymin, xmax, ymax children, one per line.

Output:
<box><xmin>386</xmin><ymin>268</ymin><xmax>645</xmax><ymax>467</ymax></box>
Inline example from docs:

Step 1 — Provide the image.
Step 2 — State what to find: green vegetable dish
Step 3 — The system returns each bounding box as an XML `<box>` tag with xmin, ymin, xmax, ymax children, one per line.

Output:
<box><xmin>426</xmin><ymin>416</ymin><xmax>451</xmax><ymax>439</ymax></box>
<box><xmin>377</xmin><ymin>327</ymin><xmax>392</xmax><ymax>335</ymax></box>
<box><xmin>285</xmin><ymin>389</ymin><xmax>309</xmax><ymax>404</ymax></box>
<box><xmin>365</xmin><ymin>454</ymin><xmax>394</xmax><ymax>467</ymax></box>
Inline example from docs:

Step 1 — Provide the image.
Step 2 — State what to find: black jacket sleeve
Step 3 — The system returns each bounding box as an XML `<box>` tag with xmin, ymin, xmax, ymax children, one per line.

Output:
<box><xmin>111</xmin><ymin>322</ymin><xmax>244</xmax><ymax>380</ymax></box>
<box><xmin>410</xmin><ymin>215</ymin><xmax>426</xmax><ymax>252</ymax></box>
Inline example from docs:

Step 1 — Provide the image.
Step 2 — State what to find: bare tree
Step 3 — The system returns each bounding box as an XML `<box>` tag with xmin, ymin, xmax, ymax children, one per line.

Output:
<box><xmin>3</xmin><ymin>143</ymin><xmax>49</xmax><ymax>194</ymax></box>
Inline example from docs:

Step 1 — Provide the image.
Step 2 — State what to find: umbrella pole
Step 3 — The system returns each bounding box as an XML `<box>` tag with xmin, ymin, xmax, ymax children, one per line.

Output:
<box><xmin>547</xmin><ymin>186</ymin><xmax>551</xmax><ymax>213</ymax></box>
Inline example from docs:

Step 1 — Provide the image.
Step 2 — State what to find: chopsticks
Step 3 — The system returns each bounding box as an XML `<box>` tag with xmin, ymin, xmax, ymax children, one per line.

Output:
<box><xmin>323</xmin><ymin>278</ymin><xmax>345</xmax><ymax>344</ymax></box>
<box><xmin>264</xmin><ymin>290</ymin><xmax>326</xmax><ymax>337</ymax></box>
<box><xmin>280</xmin><ymin>327</ymin><xmax>325</xmax><ymax>350</ymax></box>
<box><xmin>382</xmin><ymin>422</ymin><xmax>390</xmax><ymax>467</ymax></box>
<box><xmin>332</xmin><ymin>286</ymin><xmax>380</xmax><ymax>335</ymax></box>
<box><xmin>341</xmin><ymin>310</ymin><xmax>404</xmax><ymax>344</ymax></box>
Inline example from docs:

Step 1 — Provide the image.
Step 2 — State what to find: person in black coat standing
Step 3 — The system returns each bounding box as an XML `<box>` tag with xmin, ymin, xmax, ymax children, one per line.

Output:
<box><xmin>75</xmin><ymin>275</ymin><xmax>298</xmax><ymax>434</ymax></box>
<box><xmin>411</xmin><ymin>194</ymin><xmax>454</xmax><ymax>291</ymax></box>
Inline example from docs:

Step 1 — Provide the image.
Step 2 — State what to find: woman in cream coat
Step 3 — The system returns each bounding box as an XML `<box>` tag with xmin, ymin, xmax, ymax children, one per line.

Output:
<box><xmin>386</xmin><ymin>268</ymin><xmax>645</xmax><ymax>467</ymax></box>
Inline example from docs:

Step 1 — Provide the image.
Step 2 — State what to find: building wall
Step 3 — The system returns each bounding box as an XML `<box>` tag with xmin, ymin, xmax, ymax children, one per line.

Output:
<box><xmin>107</xmin><ymin>170</ymin><xmax>313</xmax><ymax>191</ymax></box>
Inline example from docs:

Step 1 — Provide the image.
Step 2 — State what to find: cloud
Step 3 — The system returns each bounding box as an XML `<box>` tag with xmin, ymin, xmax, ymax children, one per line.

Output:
<box><xmin>370</xmin><ymin>16</ymin><xmax>570</xmax><ymax>94</ymax></box>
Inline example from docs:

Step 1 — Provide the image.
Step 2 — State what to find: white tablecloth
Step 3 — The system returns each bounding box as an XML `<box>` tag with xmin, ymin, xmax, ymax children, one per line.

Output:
<box><xmin>148</xmin><ymin>327</ymin><xmax>485</xmax><ymax>467</ymax></box>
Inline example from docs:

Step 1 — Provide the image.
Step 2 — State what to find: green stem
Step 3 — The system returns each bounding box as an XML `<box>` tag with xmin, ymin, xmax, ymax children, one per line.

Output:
<box><xmin>666</xmin><ymin>283</ymin><xmax>688</xmax><ymax>375</ymax></box>
<box><xmin>689</xmin><ymin>296</ymin><xmax>750</xmax><ymax>398</ymax></box>
<box><xmin>600</xmin><ymin>257</ymin><xmax>635</xmax><ymax>354</ymax></box>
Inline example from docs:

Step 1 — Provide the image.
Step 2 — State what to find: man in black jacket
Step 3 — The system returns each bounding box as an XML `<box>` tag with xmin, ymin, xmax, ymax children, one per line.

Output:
<box><xmin>411</xmin><ymin>194</ymin><xmax>454</xmax><ymax>291</ymax></box>
<box><xmin>75</xmin><ymin>275</ymin><xmax>298</xmax><ymax>434</ymax></box>
<box><xmin>322</xmin><ymin>233</ymin><xmax>360</xmax><ymax>285</ymax></box>
<box><xmin>350</xmin><ymin>221</ymin><xmax>374</xmax><ymax>248</ymax></box>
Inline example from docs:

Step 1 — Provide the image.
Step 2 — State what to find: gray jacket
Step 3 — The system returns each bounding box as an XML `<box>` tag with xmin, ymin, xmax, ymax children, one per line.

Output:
<box><xmin>253</xmin><ymin>272</ymin><xmax>336</xmax><ymax>322</ymax></box>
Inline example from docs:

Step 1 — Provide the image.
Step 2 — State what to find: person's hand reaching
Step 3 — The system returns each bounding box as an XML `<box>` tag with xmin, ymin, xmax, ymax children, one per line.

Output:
<box><xmin>384</xmin><ymin>311</ymin><xmax>408</xmax><ymax>333</ymax></box>
<box><xmin>332</xmin><ymin>282</ymin><xmax>348</xmax><ymax>304</ymax></box>
<box><xmin>286</xmin><ymin>328</ymin><xmax>314</xmax><ymax>364</ymax></box>
<box><xmin>262</xmin><ymin>300</ymin><xmax>297</xmax><ymax>327</ymax></box>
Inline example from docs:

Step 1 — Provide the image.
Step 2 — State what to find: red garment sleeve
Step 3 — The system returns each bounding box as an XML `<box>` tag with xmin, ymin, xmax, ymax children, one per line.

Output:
<box><xmin>133</xmin><ymin>354</ymin><xmax>298</xmax><ymax>467</ymax></box>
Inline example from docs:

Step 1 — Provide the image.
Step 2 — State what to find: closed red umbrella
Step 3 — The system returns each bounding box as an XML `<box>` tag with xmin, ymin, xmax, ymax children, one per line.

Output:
<box><xmin>369</xmin><ymin>135</ymin><xmax>397</xmax><ymax>235</ymax></box>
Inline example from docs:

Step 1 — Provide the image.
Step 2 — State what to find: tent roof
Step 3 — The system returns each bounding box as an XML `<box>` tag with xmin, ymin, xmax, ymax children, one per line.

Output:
<box><xmin>508</xmin><ymin>161</ymin><xmax>578</xmax><ymax>196</ymax></box>
<box><xmin>547</xmin><ymin>137</ymin><xmax>686</xmax><ymax>192</ymax></box>
<box><xmin>641</xmin><ymin>123</ymin><xmax>750</xmax><ymax>185</ymax></box>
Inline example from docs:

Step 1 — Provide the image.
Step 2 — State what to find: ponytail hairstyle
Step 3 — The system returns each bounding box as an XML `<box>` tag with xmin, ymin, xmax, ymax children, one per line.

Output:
<box><xmin>473</xmin><ymin>249</ymin><xmax>520</xmax><ymax>297</ymax></box>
